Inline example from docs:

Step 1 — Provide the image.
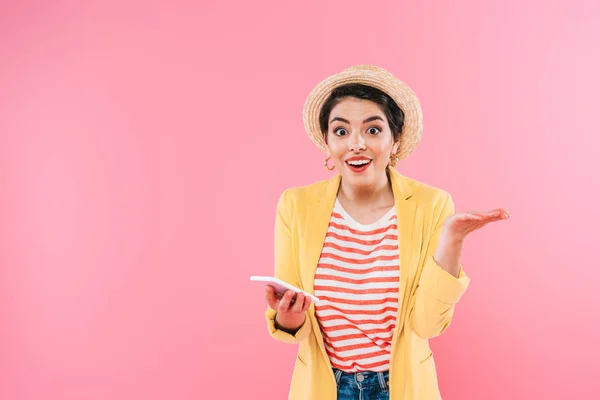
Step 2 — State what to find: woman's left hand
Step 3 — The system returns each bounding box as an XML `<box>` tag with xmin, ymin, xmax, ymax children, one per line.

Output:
<box><xmin>433</xmin><ymin>208</ymin><xmax>510</xmax><ymax>277</ymax></box>
<box><xmin>443</xmin><ymin>208</ymin><xmax>510</xmax><ymax>242</ymax></box>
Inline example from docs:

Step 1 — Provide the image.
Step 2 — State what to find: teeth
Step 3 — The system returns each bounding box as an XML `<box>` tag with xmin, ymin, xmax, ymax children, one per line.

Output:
<box><xmin>347</xmin><ymin>160</ymin><xmax>370</xmax><ymax>166</ymax></box>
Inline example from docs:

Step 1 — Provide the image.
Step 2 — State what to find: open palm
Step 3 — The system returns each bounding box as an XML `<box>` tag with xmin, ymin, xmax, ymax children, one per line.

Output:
<box><xmin>444</xmin><ymin>208</ymin><xmax>510</xmax><ymax>239</ymax></box>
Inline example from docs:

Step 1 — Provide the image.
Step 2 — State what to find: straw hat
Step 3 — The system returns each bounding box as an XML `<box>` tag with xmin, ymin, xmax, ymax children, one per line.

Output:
<box><xmin>302</xmin><ymin>64</ymin><xmax>423</xmax><ymax>161</ymax></box>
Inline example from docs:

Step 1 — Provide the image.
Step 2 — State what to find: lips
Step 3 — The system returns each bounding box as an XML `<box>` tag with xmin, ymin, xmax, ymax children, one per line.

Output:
<box><xmin>345</xmin><ymin>157</ymin><xmax>372</xmax><ymax>173</ymax></box>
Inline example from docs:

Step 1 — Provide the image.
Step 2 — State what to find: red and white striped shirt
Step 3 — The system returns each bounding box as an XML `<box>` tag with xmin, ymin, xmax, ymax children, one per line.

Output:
<box><xmin>314</xmin><ymin>199</ymin><xmax>400</xmax><ymax>373</ymax></box>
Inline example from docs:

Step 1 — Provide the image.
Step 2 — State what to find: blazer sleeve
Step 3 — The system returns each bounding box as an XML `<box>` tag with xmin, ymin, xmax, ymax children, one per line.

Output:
<box><xmin>264</xmin><ymin>189</ymin><xmax>312</xmax><ymax>344</ymax></box>
<box><xmin>408</xmin><ymin>192</ymin><xmax>471</xmax><ymax>340</ymax></box>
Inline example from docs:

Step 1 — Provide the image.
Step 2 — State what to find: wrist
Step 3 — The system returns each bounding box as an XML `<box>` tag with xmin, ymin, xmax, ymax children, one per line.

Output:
<box><xmin>275</xmin><ymin>313</ymin><xmax>305</xmax><ymax>334</ymax></box>
<box><xmin>434</xmin><ymin>231</ymin><xmax>464</xmax><ymax>278</ymax></box>
<box><xmin>440</xmin><ymin>228</ymin><xmax>465</xmax><ymax>247</ymax></box>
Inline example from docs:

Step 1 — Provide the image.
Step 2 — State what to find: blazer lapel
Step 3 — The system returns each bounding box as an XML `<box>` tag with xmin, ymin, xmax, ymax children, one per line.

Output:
<box><xmin>301</xmin><ymin>174</ymin><xmax>340</xmax><ymax>371</ymax></box>
<box><xmin>388</xmin><ymin>168</ymin><xmax>416</xmax><ymax>342</ymax></box>
<box><xmin>301</xmin><ymin>174</ymin><xmax>340</xmax><ymax>296</ymax></box>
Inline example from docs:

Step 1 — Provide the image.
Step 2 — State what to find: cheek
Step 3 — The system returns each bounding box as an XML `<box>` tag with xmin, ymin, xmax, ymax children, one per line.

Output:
<box><xmin>327</xmin><ymin>139</ymin><xmax>345</xmax><ymax>160</ymax></box>
<box><xmin>372</xmin><ymin>142</ymin><xmax>393</xmax><ymax>162</ymax></box>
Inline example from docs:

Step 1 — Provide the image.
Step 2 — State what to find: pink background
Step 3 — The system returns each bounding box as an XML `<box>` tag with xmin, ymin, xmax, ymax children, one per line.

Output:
<box><xmin>1</xmin><ymin>1</ymin><xmax>599</xmax><ymax>399</ymax></box>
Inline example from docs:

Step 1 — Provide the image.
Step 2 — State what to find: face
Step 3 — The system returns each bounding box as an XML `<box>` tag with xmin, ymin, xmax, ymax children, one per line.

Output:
<box><xmin>326</xmin><ymin>97</ymin><xmax>399</xmax><ymax>188</ymax></box>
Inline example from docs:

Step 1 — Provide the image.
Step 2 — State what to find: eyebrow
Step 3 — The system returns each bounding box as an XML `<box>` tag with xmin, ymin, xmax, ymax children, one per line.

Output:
<box><xmin>329</xmin><ymin>116</ymin><xmax>385</xmax><ymax>124</ymax></box>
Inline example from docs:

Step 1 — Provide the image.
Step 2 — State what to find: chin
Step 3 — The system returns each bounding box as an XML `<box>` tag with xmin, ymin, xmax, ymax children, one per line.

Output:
<box><xmin>344</xmin><ymin>173</ymin><xmax>376</xmax><ymax>187</ymax></box>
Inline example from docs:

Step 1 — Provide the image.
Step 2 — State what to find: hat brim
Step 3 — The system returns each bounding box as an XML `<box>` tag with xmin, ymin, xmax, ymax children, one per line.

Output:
<box><xmin>302</xmin><ymin>65</ymin><xmax>423</xmax><ymax>161</ymax></box>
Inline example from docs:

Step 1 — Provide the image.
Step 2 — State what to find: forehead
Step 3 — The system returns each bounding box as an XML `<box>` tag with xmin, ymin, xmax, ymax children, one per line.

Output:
<box><xmin>329</xmin><ymin>98</ymin><xmax>386</xmax><ymax>121</ymax></box>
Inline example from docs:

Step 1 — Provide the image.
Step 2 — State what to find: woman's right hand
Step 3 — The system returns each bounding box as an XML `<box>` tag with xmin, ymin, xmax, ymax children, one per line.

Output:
<box><xmin>265</xmin><ymin>286</ymin><xmax>312</xmax><ymax>332</ymax></box>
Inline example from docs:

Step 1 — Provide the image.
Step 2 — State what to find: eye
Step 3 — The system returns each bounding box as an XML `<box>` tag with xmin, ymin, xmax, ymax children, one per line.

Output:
<box><xmin>334</xmin><ymin>128</ymin><xmax>348</xmax><ymax>136</ymax></box>
<box><xmin>367</xmin><ymin>127</ymin><xmax>381</xmax><ymax>135</ymax></box>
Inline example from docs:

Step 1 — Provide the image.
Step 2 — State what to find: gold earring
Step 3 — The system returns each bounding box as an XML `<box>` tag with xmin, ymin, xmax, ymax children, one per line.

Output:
<box><xmin>324</xmin><ymin>157</ymin><xmax>335</xmax><ymax>171</ymax></box>
<box><xmin>389</xmin><ymin>154</ymin><xmax>399</xmax><ymax>167</ymax></box>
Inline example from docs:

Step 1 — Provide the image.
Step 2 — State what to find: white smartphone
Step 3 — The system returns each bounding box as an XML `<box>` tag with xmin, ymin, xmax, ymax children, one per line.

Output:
<box><xmin>250</xmin><ymin>275</ymin><xmax>320</xmax><ymax>304</ymax></box>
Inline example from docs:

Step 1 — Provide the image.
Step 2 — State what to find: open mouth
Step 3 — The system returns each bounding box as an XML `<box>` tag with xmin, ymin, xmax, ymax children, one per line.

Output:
<box><xmin>345</xmin><ymin>159</ymin><xmax>372</xmax><ymax>172</ymax></box>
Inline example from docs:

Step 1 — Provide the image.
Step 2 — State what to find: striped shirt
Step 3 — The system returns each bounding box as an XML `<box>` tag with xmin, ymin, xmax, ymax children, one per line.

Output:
<box><xmin>314</xmin><ymin>199</ymin><xmax>400</xmax><ymax>373</ymax></box>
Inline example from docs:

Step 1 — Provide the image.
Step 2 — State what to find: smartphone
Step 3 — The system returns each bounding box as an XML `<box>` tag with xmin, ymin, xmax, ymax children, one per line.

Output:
<box><xmin>250</xmin><ymin>275</ymin><xmax>320</xmax><ymax>304</ymax></box>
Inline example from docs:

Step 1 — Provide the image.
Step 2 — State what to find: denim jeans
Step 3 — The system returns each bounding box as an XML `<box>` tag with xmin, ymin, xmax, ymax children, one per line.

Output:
<box><xmin>334</xmin><ymin>368</ymin><xmax>390</xmax><ymax>400</ymax></box>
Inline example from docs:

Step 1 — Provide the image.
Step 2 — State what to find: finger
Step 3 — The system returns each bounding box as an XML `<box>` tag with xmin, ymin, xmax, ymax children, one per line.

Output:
<box><xmin>466</xmin><ymin>212</ymin><xmax>484</xmax><ymax>220</ymax></box>
<box><xmin>453</xmin><ymin>216</ymin><xmax>498</xmax><ymax>233</ymax></box>
<box><xmin>490</xmin><ymin>213</ymin><xmax>510</xmax><ymax>221</ymax></box>
<box><xmin>459</xmin><ymin>212</ymin><xmax>484</xmax><ymax>221</ymax></box>
<box><xmin>278</xmin><ymin>290</ymin><xmax>295</xmax><ymax>313</ymax></box>
<box><xmin>474</xmin><ymin>209</ymin><xmax>511</xmax><ymax>220</ymax></box>
<box><xmin>265</xmin><ymin>286</ymin><xmax>279</xmax><ymax>310</ymax></box>
<box><xmin>500</xmin><ymin>210</ymin><xmax>511</xmax><ymax>219</ymax></box>
<box><xmin>301</xmin><ymin>295</ymin><xmax>312</xmax><ymax>312</ymax></box>
<box><xmin>289</xmin><ymin>293</ymin><xmax>298</xmax><ymax>307</ymax></box>
<box><xmin>465</xmin><ymin>216</ymin><xmax>506</xmax><ymax>234</ymax></box>
<box><xmin>291</xmin><ymin>293</ymin><xmax>305</xmax><ymax>313</ymax></box>
<box><xmin>480</xmin><ymin>212</ymin><xmax>511</xmax><ymax>224</ymax></box>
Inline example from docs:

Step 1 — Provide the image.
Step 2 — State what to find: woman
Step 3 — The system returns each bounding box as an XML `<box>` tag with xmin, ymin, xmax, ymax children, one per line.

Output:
<box><xmin>263</xmin><ymin>65</ymin><xmax>509</xmax><ymax>400</ymax></box>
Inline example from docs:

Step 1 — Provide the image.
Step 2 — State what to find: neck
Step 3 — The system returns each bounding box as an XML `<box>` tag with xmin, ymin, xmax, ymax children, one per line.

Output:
<box><xmin>338</xmin><ymin>169</ymin><xmax>394</xmax><ymax>207</ymax></box>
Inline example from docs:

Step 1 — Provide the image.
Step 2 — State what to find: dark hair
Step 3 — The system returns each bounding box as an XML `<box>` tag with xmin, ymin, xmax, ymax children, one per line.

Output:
<box><xmin>318</xmin><ymin>83</ymin><xmax>405</xmax><ymax>143</ymax></box>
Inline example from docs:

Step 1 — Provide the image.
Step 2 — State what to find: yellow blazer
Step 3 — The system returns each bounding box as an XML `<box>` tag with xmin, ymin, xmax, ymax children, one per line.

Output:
<box><xmin>265</xmin><ymin>168</ymin><xmax>470</xmax><ymax>400</ymax></box>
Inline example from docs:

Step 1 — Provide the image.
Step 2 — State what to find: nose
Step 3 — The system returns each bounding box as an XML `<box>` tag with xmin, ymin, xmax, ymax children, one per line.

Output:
<box><xmin>348</xmin><ymin>131</ymin><xmax>366</xmax><ymax>152</ymax></box>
